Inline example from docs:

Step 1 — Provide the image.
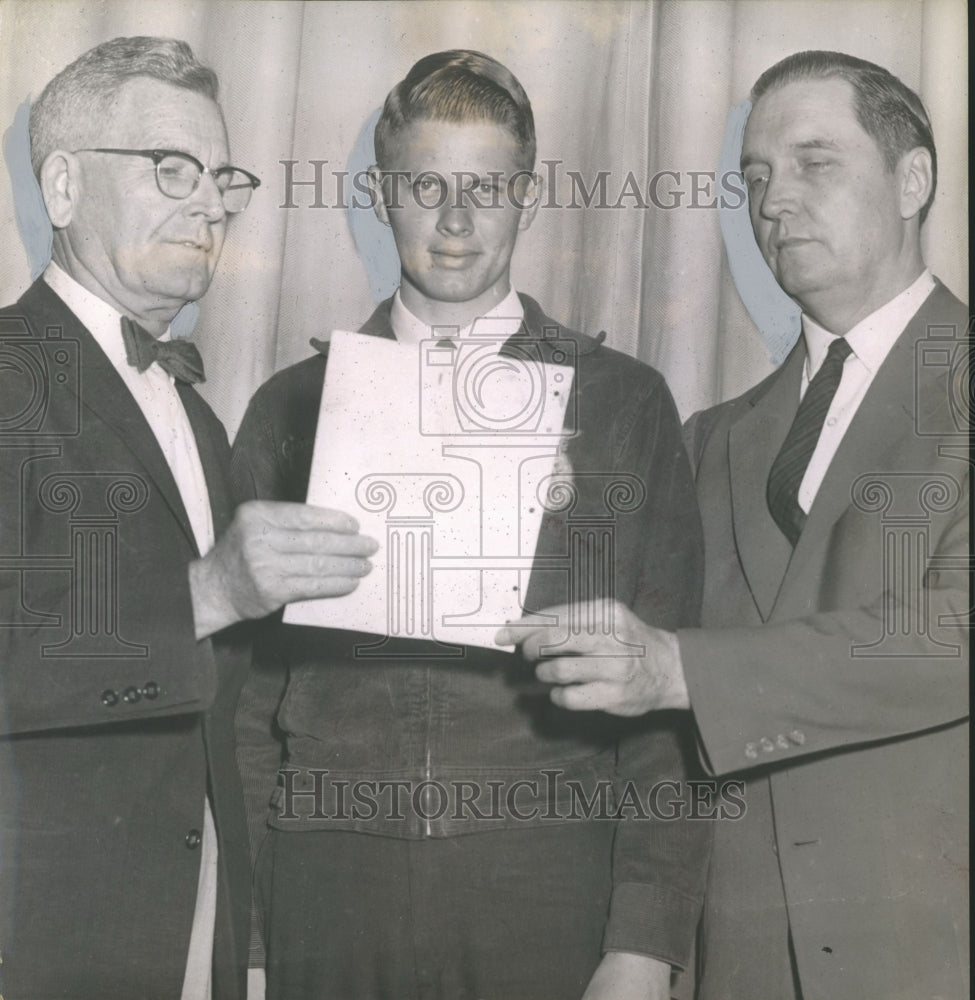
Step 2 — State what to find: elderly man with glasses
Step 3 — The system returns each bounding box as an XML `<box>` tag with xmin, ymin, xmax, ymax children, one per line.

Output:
<box><xmin>0</xmin><ymin>36</ymin><xmax>376</xmax><ymax>999</ymax></box>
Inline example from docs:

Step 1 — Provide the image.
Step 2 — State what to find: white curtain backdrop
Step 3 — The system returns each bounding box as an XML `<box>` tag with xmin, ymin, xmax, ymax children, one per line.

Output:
<box><xmin>0</xmin><ymin>0</ymin><xmax>967</xmax><ymax>435</ymax></box>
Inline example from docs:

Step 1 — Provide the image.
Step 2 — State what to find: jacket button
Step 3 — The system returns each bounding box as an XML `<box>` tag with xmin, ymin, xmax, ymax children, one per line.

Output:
<box><xmin>122</xmin><ymin>686</ymin><xmax>141</xmax><ymax>704</ymax></box>
<box><xmin>185</xmin><ymin>829</ymin><xmax>202</xmax><ymax>849</ymax></box>
<box><xmin>143</xmin><ymin>681</ymin><xmax>159</xmax><ymax>699</ymax></box>
<box><xmin>101</xmin><ymin>689</ymin><xmax>119</xmax><ymax>707</ymax></box>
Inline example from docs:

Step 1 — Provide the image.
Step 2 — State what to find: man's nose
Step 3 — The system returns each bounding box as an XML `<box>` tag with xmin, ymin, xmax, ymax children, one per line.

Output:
<box><xmin>436</xmin><ymin>186</ymin><xmax>475</xmax><ymax>236</ymax></box>
<box><xmin>437</xmin><ymin>203</ymin><xmax>474</xmax><ymax>236</ymax></box>
<box><xmin>186</xmin><ymin>171</ymin><xmax>227</xmax><ymax>223</ymax></box>
<box><xmin>756</xmin><ymin>170</ymin><xmax>797</xmax><ymax>220</ymax></box>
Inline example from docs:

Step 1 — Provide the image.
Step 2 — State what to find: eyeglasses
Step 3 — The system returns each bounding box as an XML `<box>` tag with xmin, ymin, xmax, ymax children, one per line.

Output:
<box><xmin>73</xmin><ymin>148</ymin><xmax>261</xmax><ymax>214</ymax></box>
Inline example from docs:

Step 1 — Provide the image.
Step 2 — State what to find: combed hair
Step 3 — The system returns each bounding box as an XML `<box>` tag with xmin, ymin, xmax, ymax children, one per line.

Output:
<box><xmin>374</xmin><ymin>50</ymin><xmax>536</xmax><ymax>170</ymax></box>
<box><xmin>29</xmin><ymin>36</ymin><xmax>219</xmax><ymax>176</ymax></box>
<box><xmin>752</xmin><ymin>50</ymin><xmax>937</xmax><ymax>222</ymax></box>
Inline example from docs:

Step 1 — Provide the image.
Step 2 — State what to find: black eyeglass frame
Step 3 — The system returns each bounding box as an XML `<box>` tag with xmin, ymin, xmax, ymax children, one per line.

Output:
<box><xmin>73</xmin><ymin>147</ymin><xmax>262</xmax><ymax>212</ymax></box>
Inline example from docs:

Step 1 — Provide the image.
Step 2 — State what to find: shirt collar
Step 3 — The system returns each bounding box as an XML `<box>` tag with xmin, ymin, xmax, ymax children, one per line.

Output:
<box><xmin>43</xmin><ymin>261</ymin><xmax>173</xmax><ymax>369</ymax></box>
<box><xmin>389</xmin><ymin>287</ymin><xmax>524</xmax><ymax>345</ymax></box>
<box><xmin>801</xmin><ymin>269</ymin><xmax>935</xmax><ymax>379</ymax></box>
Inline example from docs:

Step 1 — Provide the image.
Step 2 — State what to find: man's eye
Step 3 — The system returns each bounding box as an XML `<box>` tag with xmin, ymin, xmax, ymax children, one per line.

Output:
<box><xmin>745</xmin><ymin>172</ymin><xmax>768</xmax><ymax>190</ymax></box>
<box><xmin>412</xmin><ymin>174</ymin><xmax>447</xmax><ymax>206</ymax></box>
<box><xmin>158</xmin><ymin>157</ymin><xmax>196</xmax><ymax>180</ymax></box>
<box><xmin>415</xmin><ymin>175</ymin><xmax>445</xmax><ymax>193</ymax></box>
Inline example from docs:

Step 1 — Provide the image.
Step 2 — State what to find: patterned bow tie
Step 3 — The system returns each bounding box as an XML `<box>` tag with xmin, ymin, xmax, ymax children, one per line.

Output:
<box><xmin>120</xmin><ymin>315</ymin><xmax>206</xmax><ymax>384</ymax></box>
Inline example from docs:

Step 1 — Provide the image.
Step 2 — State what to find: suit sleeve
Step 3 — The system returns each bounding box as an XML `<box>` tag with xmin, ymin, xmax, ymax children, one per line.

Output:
<box><xmin>603</xmin><ymin>375</ymin><xmax>712</xmax><ymax>968</ymax></box>
<box><xmin>679</xmin><ymin>447</ymin><xmax>969</xmax><ymax>778</ymax></box>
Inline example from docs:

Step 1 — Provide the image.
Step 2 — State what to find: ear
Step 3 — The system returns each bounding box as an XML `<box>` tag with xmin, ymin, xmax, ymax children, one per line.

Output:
<box><xmin>515</xmin><ymin>171</ymin><xmax>541</xmax><ymax>232</ymax></box>
<box><xmin>366</xmin><ymin>165</ymin><xmax>390</xmax><ymax>226</ymax></box>
<box><xmin>39</xmin><ymin>150</ymin><xmax>81</xmax><ymax>228</ymax></box>
<box><xmin>897</xmin><ymin>146</ymin><xmax>933</xmax><ymax>222</ymax></box>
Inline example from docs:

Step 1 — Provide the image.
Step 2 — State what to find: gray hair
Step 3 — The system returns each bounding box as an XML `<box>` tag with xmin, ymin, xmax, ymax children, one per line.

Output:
<box><xmin>29</xmin><ymin>36</ymin><xmax>219</xmax><ymax>176</ymax></box>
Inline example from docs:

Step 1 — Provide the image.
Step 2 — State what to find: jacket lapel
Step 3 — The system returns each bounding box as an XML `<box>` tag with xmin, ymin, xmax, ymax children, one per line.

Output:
<box><xmin>727</xmin><ymin>344</ymin><xmax>804</xmax><ymax>620</ymax></box>
<box><xmin>780</xmin><ymin>282</ymin><xmax>966</xmax><ymax>594</ymax></box>
<box><xmin>25</xmin><ymin>281</ymin><xmax>200</xmax><ymax>554</ymax></box>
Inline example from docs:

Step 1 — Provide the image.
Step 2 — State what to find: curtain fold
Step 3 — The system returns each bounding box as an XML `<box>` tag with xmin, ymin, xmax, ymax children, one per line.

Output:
<box><xmin>0</xmin><ymin>0</ymin><xmax>967</xmax><ymax>435</ymax></box>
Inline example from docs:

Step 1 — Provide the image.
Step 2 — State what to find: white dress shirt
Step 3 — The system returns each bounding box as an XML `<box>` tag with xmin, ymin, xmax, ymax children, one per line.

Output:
<box><xmin>44</xmin><ymin>262</ymin><xmax>218</xmax><ymax>1000</ymax></box>
<box><xmin>389</xmin><ymin>286</ymin><xmax>525</xmax><ymax>344</ymax></box>
<box><xmin>797</xmin><ymin>270</ymin><xmax>936</xmax><ymax>512</ymax></box>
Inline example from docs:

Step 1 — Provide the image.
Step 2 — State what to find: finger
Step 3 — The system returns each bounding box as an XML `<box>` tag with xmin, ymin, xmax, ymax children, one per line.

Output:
<box><xmin>534</xmin><ymin>657</ymin><xmax>629</xmax><ymax>686</ymax></box>
<box><xmin>261</xmin><ymin>553</ymin><xmax>375</xmax><ymax>581</ymax></box>
<box><xmin>269</xmin><ymin>528</ymin><xmax>379</xmax><ymax>558</ymax></box>
<box><xmin>520</xmin><ymin>625</ymin><xmax>626</xmax><ymax>663</ymax></box>
<box><xmin>250</xmin><ymin>500</ymin><xmax>363</xmax><ymax>534</ymax></box>
<box><xmin>281</xmin><ymin>574</ymin><xmax>366</xmax><ymax>601</ymax></box>
<box><xmin>495</xmin><ymin>605</ymin><xmax>585</xmax><ymax>656</ymax></box>
<box><xmin>549</xmin><ymin>681</ymin><xmax>621</xmax><ymax>713</ymax></box>
<box><xmin>498</xmin><ymin>605</ymin><xmax>574</xmax><ymax>635</ymax></box>
<box><xmin>494</xmin><ymin>620</ymin><xmax>558</xmax><ymax>651</ymax></box>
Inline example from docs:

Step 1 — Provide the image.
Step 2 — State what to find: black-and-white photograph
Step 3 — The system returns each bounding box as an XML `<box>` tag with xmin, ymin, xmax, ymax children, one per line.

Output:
<box><xmin>0</xmin><ymin>2</ymin><xmax>968</xmax><ymax>999</ymax></box>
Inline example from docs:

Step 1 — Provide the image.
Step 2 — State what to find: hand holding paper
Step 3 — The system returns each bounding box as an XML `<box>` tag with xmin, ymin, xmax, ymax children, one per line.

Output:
<box><xmin>190</xmin><ymin>500</ymin><xmax>378</xmax><ymax>637</ymax></box>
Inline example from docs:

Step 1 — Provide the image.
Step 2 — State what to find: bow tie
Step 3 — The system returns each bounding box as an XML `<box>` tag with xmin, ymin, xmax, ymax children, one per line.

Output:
<box><xmin>120</xmin><ymin>315</ymin><xmax>206</xmax><ymax>384</ymax></box>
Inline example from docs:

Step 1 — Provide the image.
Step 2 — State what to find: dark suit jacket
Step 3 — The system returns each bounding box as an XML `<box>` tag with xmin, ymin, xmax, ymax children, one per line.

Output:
<box><xmin>680</xmin><ymin>281</ymin><xmax>969</xmax><ymax>1000</ymax></box>
<box><xmin>0</xmin><ymin>279</ymin><xmax>250</xmax><ymax>999</ymax></box>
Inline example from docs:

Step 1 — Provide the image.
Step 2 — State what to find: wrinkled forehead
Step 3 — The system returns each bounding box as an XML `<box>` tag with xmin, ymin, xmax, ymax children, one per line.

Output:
<box><xmin>108</xmin><ymin>76</ymin><xmax>229</xmax><ymax>159</ymax></box>
<box><xmin>742</xmin><ymin>77</ymin><xmax>877</xmax><ymax>170</ymax></box>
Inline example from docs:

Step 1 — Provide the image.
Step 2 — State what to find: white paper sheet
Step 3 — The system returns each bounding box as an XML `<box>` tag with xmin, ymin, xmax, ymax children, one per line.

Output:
<box><xmin>283</xmin><ymin>330</ymin><xmax>575</xmax><ymax>649</ymax></box>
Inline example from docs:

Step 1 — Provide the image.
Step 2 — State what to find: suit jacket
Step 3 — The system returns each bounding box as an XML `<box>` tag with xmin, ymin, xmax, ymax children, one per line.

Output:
<box><xmin>680</xmin><ymin>281</ymin><xmax>969</xmax><ymax>1000</ymax></box>
<box><xmin>0</xmin><ymin>279</ymin><xmax>250</xmax><ymax>999</ymax></box>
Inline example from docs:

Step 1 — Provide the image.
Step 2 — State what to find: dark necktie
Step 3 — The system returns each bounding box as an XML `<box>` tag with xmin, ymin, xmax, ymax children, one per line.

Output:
<box><xmin>120</xmin><ymin>315</ymin><xmax>206</xmax><ymax>384</ymax></box>
<box><xmin>767</xmin><ymin>336</ymin><xmax>852</xmax><ymax>545</ymax></box>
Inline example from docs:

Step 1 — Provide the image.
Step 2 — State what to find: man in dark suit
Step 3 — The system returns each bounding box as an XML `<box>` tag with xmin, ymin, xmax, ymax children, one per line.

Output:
<box><xmin>234</xmin><ymin>50</ymin><xmax>708</xmax><ymax>1000</ymax></box>
<box><xmin>0</xmin><ymin>37</ymin><xmax>376</xmax><ymax>999</ymax></box>
<box><xmin>502</xmin><ymin>51</ymin><xmax>969</xmax><ymax>1000</ymax></box>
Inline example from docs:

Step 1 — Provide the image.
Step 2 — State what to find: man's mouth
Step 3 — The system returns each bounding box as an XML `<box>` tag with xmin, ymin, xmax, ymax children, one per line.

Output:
<box><xmin>774</xmin><ymin>235</ymin><xmax>814</xmax><ymax>251</ymax></box>
<box><xmin>175</xmin><ymin>237</ymin><xmax>212</xmax><ymax>252</ymax></box>
<box><xmin>431</xmin><ymin>249</ymin><xmax>479</xmax><ymax>266</ymax></box>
